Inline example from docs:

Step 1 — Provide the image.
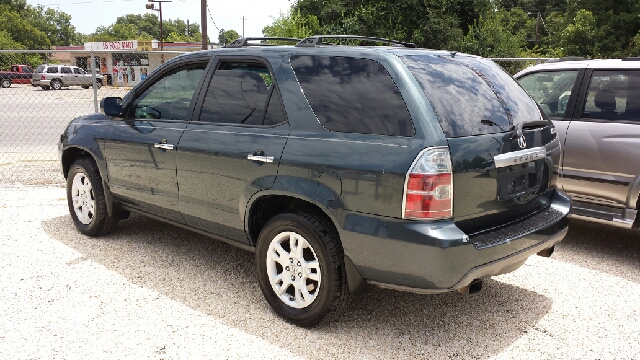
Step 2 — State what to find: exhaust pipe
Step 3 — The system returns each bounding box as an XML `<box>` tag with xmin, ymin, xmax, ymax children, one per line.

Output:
<box><xmin>537</xmin><ymin>246</ymin><xmax>555</xmax><ymax>258</ymax></box>
<box><xmin>457</xmin><ymin>279</ymin><xmax>482</xmax><ymax>295</ymax></box>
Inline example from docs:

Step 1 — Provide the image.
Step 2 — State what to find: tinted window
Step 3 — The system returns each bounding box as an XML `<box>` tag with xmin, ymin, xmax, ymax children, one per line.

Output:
<box><xmin>73</xmin><ymin>68</ymin><xmax>82</xmax><ymax>74</ymax></box>
<box><xmin>290</xmin><ymin>55</ymin><xmax>414</xmax><ymax>137</ymax></box>
<box><xmin>199</xmin><ymin>61</ymin><xmax>286</xmax><ymax>126</ymax></box>
<box><xmin>517</xmin><ymin>70</ymin><xmax>579</xmax><ymax>118</ymax></box>
<box><xmin>401</xmin><ymin>55</ymin><xmax>544</xmax><ymax>138</ymax></box>
<box><xmin>130</xmin><ymin>63</ymin><xmax>206</xmax><ymax>121</ymax></box>
<box><xmin>22</xmin><ymin>66</ymin><xmax>32</xmax><ymax>73</ymax></box>
<box><xmin>46</xmin><ymin>67</ymin><xmax>59</xmax><ymax>74</ymax></box>
<box><xmin>35</xmin><ymin>65</ymin><xmax>45</xmax><ymax>73</ymax></box>
<box><xmin>581</xmin><ymin>70</ymin><xmax>640</xmax><ymax>122</ymax></box>
<box><xmin>61</xmin><ymin>67</ymin><xmax>72</xmax><ymax>74</ymax></box>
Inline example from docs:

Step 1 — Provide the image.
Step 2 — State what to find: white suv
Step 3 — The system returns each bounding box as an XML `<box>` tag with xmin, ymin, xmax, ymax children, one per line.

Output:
<box><xmin>515</xmin><ymin>58</ymin><xmax>640</xmax><ymax>229</ymax></box>
<box><xmin>32</xmin><ymin>64</ymin><xmax>103</xmax><ymax>90</ymax></box>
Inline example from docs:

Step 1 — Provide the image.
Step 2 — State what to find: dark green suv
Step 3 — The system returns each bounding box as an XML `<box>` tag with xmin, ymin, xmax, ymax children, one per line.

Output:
<box><xmin>59</xmin><ymin>36</ymin><xmax>570</xmax><ymax>327</ymax></box>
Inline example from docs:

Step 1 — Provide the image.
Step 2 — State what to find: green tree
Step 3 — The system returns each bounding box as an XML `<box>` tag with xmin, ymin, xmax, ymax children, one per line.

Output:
<box><xmin>87</xmin><ymin>14</ymin><xmax>202</xmax><ymax>43</ymax></box>
<box><xmin>262</xmin><ymin>10</ymin><xmax>320</xmax><ymax>40</ymax></box>
<box><xmin>558</xmin><ymin>9</ymin><xmax>598</xmax><ymax>57</ymax></box>
<box><xmin>218</xmin><ymin>29</ymin><xmax>240</xmax><ymax>45</ymax></box>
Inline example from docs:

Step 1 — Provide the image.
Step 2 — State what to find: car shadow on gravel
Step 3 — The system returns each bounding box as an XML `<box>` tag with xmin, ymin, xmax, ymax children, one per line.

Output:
<box><xmin>553</xmin><ymin>218</ymin><xmax>640</xmax><ymax>284</ymax></box>
<box><xmin>43</xmin><ymin>214</ymin><xmax>552</xmax><ymax>360</ymax></box>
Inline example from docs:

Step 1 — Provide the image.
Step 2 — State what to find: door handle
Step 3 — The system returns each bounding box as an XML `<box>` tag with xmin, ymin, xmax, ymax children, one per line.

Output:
<box><xmin>154</xmin><ymin>143</ymin><xmax>174</xmax><ymax>150</ymax></box>
<box><xmin>247</xmin><ymin>154</ymin><xmax>274</xmax><ymax>163</ymax></box>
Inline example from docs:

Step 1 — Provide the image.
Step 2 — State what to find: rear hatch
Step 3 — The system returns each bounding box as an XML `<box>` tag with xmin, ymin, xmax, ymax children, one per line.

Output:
<box><xmin>33</xmin><ymin>65</ymin><xmax>45</xmax><ymax>81</ymax></box>
<box><xmin>401</xmin><ymin>53</ymin><xmax>561</xmax><ymax>235</ymax></box>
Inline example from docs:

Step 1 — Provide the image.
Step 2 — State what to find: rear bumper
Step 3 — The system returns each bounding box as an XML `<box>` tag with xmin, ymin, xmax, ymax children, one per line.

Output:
<box><xmin>32</xmin><ymin>79</ymin><xmax>50</xmax><ymax>86</ymax></box>
<box><xmin>340</xmin><ymin>188</ymin><xmax>570</xmax><ymax>292</ymax></box>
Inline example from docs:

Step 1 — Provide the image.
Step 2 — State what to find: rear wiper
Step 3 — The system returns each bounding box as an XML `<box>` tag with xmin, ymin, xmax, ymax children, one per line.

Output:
<box><xmin>481</xmin><ymin>119</ymin><xmax>550</xmax><ymax>139</ymax></box>
<box><xmin>510</xmin><ymin>120</ymin><xmax>550</xmax><ymax>140</ymax></box>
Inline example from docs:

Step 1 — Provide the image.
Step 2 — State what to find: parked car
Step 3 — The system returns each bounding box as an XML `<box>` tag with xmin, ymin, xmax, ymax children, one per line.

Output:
<box><xmin>0</xmin><ymin>64</ymin><xmax>33</xmax><ymax>88</ymax></box>
<box><xmin>32</xmin><ymin>64</ymin><xmax>102</xmax><ymax>90</ymax></box>
<box><xmin>59</xmin><ymin>36</ymin><xmax>570</xmax><ymax>327</ymax></box>
<box><xmin>515</xmin><ymin>58</ymin><xmax>640</xmax><ymax>229</ymax></box>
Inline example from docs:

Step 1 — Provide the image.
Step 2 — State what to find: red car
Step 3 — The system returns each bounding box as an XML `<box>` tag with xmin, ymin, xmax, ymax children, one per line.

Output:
<box><xmin>0</xmin><ymin>64</ymin><xmax>34</xmax><ymax>88</ymax></box>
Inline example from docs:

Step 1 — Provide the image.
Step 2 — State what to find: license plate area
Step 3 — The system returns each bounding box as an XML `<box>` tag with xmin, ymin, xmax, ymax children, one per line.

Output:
<box><xmin>496</xmin><ymin>159</ymin><xmax>544</xmax><ymax>201</ymax></box>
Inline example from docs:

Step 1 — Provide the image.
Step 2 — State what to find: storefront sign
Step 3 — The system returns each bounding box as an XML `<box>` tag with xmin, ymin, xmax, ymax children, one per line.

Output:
<box><xmin>138</xmin><ymin>41</ymin><xmax>152</xmax><ymax>51</ymax></box>
<box><xmin>84</xmin><ymin>41</ymin><xmax>138</xmax><ymax>51</ymax></box>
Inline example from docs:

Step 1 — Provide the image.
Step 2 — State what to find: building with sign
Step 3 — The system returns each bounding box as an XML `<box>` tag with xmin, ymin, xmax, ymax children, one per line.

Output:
<box><xmin>52</xmin><ymin>40</ymin><xmax>216</xmax><ymax>87</ymax></box>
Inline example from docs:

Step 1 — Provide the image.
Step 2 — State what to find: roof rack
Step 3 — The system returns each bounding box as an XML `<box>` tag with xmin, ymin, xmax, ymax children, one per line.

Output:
<box><xmin>225</xmin><ymin>37</ymin><xmax>302</xmax><ymax>48</ymax></box>
<box><xmin>622</xmin><ymin>57</ymin><xmax>640</xmax><ymax>61</ymax></box>
<box><xmin>545</xmin><ymin>56</ymin><xmax>589</xmax><ymax>63</ymax></box>
<box><xmin>296</xmin><ymin>35</ymin><xmax>416</xmax><ymax>48</ymax></box>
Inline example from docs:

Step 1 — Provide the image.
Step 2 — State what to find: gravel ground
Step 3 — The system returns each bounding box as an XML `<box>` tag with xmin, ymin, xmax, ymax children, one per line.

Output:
<box><xmin>1</xmin><ymin>184</ymin><xmax>639</xmax><ymax>359</ymax></box>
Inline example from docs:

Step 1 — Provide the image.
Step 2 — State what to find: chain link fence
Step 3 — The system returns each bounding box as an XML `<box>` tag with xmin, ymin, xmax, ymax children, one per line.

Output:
<box><xmin>0</xmin><ymin>51</ymin><xmax>549</xmax><ymax>185</ymax></box>
<box><xmin>0</xmin><ymin>49</ymin><xmax>186</xmax><ymax>185</ymax></box>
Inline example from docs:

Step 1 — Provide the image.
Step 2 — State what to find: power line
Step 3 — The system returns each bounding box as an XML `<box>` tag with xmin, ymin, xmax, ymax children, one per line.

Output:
<box><xmin>205</xmin><ymin>2</ymin><xmax>220</xmax><ymax>32</ymax></box>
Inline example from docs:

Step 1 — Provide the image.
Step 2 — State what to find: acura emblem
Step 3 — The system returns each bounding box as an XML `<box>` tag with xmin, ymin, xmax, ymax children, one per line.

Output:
<box><xmin>517</xmin><ymin>135</ymin><xmax>526</xmax><ymax>149</ymax></box>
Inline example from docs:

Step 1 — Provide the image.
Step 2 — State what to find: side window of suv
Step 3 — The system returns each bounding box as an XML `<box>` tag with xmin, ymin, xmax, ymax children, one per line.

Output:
<box><xmin>130</xmin><ymin>63</ymin><xmax>206</xmax><ymax>121</ymax></box>
<box><xmin>581</xmin><ymin>70</ymin><xmax>640</xmax><ymax>121</ymax></box>
<box><xmin>290</xmin><ymin>55</ymin><xmax>415</xmax><ymax>137</ymax></box>
<box><xmin>73</xmin><ymin>68</ymin><xmax>83</xmax><ymax>74</ymax></box>
<box><xmin>61</xmin><ymin>67</ymin><xmax>73</xmax><ymax>74</ymax></box>
<box><xmin>517</xmin><ymin>70</ymin><xmax>579</xmax><ymax>118</ymax></box>
<box><xmin>199</xmin><ymin>60</ymin><xmax>286</xmax><ymax>126</ymax></box>
<box><xmin>46</xmin><ymin>67</ymin><xmax>59</xmax><ymax>74</ymax></box>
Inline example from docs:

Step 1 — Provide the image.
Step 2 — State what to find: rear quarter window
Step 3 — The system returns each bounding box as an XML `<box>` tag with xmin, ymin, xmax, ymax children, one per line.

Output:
<box><xmin>290</xmin><ymin>55</ymin><xmax>415</xmax><ymax>137</ymax></box>
<box><xmin>35</xmin><ymin>65</ymin><xmax>45</xmax><ymax>73</ymax></box>
<box><xmin>401</xmin><ymin>55</ymin><xmax>543</xmax><ymax>138</ymax></box>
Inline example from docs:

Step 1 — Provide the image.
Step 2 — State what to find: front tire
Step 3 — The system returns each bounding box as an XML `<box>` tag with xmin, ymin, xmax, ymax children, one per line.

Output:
<box><xmin>66</xmin><ymin>158</ymin><xmax>118</xmax><ymax>236</ymax></box>
<box><xmin>81</xmin><ymin>85</ymin><xmax>90</xmax><ymax>89</ymax></box>
<box><xmin>1</xmin><ymin>78</ymin><xmax>10</xmax><ymax>88</ymax></box>
<box><xmin>255</xmin><ymin>212</ymin><xmax>349</xmax><ymax>327</ymax></box>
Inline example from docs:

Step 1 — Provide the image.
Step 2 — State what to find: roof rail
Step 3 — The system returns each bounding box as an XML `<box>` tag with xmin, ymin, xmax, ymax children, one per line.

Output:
<box><xmin>296</xmin><ymin>35</ymin><xmax>416</xmax><ymax>48</ymax></box>
<box><xmin>225</xmin><ymin>37</ymin><xmax>302</xmax><ymax>48</ymax></box>
<box><xmin>545</xmin><ymin>56</ymin><xmax>589</xmax><ymax>63</ymax></box>
<box><xmin>622</xmin><ymin>57</ymin><xmax>640</xmax><ymax>61</ymax></box>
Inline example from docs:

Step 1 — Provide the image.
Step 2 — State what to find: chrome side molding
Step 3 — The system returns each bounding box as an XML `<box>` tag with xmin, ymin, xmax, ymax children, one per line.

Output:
<box><xmin>494</xmin><ymin>147</ymin><xmax>546</xmax><ymax>168</ymax></box>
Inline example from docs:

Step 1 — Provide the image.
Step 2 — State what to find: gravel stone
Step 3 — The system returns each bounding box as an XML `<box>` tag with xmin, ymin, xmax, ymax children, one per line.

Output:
<box><xmin>1</xmin><ymin>184</ymin><xmax>639</xmax><ymax>359</ymax></box>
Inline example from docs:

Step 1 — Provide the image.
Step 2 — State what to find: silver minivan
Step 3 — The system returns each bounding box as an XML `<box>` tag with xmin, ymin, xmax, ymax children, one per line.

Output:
<box><xmin>32</xmin><ymin>64</ymin><xmax>103</xmax><ymax>90</ymax></box>
<box><xmin>515</xmin><ymin>58</ymin><xmax>640</xmax><ymax>229</ymax></box>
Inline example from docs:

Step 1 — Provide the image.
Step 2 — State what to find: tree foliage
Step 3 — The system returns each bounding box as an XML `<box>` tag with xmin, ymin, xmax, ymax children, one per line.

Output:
<box><xmin>86</xmin><ymin>14</ymin><xmax>203</xmax><ymax>43</ymax></box>
<box><xmin>218</xmin><ymin>29</ymin><xmax>240</xmax><ymax>45</ymax></box>
<box><xmin>265</xmin><ymin>0</ymin><xmax>640</xmax><ymax>64</ymax></box>
<box><xmin>0</xmin><ymin>0</ymin><xmax>82</xmax><ymax>49</ymax></box>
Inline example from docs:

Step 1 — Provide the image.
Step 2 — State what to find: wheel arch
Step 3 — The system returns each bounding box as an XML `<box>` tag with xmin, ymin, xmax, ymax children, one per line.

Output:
<box><xmin>244</xmin><ymin>190</ymin><xmax>371</xmax><ymax>297</ymax></box>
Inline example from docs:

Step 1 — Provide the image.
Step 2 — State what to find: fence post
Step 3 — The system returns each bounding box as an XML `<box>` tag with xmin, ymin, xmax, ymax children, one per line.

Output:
<box><xmin>90</xmin><ymin>50</ymin><xmax>98</xmax><ymax>113</ymax></box>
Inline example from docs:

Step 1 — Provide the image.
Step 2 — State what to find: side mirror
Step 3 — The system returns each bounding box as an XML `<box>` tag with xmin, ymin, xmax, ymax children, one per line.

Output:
<box><xmin>100</xmin><ymin>97</ymin><xmax>122</xmax><ymax>116</ymax></box>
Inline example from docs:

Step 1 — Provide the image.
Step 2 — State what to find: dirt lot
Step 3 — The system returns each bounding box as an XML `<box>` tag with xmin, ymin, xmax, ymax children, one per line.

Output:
<box><xmin>0</xmin><ymin>184</ymin><xmax>638</xmax><ymax>359</ymax></box>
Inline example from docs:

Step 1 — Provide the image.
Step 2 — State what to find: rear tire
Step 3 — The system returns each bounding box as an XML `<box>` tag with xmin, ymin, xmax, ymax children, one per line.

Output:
<box><xmin>255</xmin><ymin>211</ymin><xmax>349</xmax><ymax>327</ymax></box>
<box><xmin>51</xmin><ymin>79</ymin><xmax>62</xmax><ymax>90</ymax></box>
<box><xmin>1</xmin><ymin>78</ymin><xmax>10</xmax><ymax>88</ymax></box>
<box><xmin>66</xmin><ymin>158</ymin><xmax>118</xmax><ymax>236</ymax></box>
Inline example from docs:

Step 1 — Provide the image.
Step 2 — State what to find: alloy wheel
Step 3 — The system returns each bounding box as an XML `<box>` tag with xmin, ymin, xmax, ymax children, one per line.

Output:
<box><xmin>266</xmin><ymin>231</ymin><xmax>322</xmax><ymax>309</ymax></box>
<box><xmin>71</xmin><ymin>172</ymin><xmax>95</xmax><ymax>225</ymax></box>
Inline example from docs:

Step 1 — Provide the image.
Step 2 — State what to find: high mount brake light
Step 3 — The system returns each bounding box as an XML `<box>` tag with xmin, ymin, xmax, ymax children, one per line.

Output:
<box><xmin>403</xmin><ymin>147</ymin><xmax>453</xmax><ymax>220</ymax></box>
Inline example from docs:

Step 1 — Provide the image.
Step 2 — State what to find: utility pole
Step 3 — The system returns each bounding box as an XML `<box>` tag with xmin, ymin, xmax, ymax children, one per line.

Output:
<box><xmin>241</xmin><ymin>16</ymin><xmax>246</xmax><ymax>38</ymax></box>
<box><xmin>201</xmin><ymin>0</ymin><xmax>207</xmax><ymax>50</ymax></box>
<box><xmin>146</xmin><ymin>0</ymin><xmax>172</xmax><ymax>51</ymax></box>
<box><xmin>535</xmin><ymin>12</ymin><xmax>541</xmax><ymax>47</ymax></box>
<box><xmin>186</xmin><ymin>19</ymin><xmax>189</xmax><ymax>37</ymax></box>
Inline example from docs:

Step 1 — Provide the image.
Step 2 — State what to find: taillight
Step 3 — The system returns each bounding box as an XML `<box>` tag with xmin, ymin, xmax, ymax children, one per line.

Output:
<box><xmin>403</xmin><ymin>147</ymin><xmax>453</xmax><ymax>220</ymax></box>
<box><xmin>41</xmin><ymin>75</ymin><xmax>45</xmax><ymax>80</ymax></box>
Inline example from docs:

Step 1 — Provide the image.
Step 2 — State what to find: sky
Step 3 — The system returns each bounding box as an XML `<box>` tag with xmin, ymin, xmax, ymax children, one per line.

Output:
<box><xmin>26</xmin><ymin>0</ymin><xmax>295</xmax><ymax>40</ymax></box>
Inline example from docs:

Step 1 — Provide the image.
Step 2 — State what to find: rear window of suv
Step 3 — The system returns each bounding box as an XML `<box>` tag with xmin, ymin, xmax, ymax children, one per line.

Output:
<box><xmin>290</xmin><ymin>55</ymin><xmax>415</xmax><ymax>137</ymax></box>
<box><xmin>46</xmin><ymin>67</ymin><xmax>59</xmax><ymax>74</ymax></box>
<box><xmin>401</xmin><ymin>55</ymin><xmax>544</xmax><ymax>138</ymax></box>
<box><xmin>35</xmin><ymin>65</ymin><xmax>45</xmax><ymax>73</ymax></box>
